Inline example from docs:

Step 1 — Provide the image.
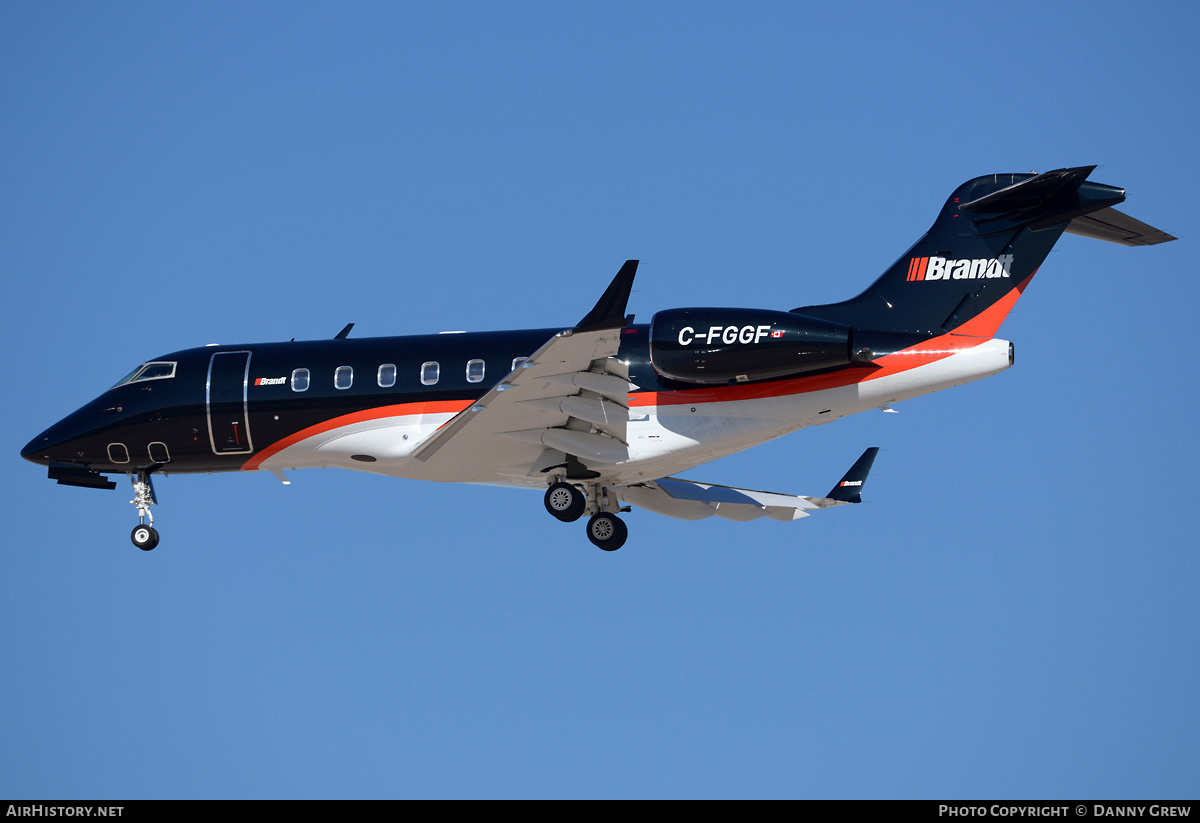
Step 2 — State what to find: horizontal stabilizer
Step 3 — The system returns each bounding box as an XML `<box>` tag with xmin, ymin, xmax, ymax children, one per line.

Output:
<box><xmin>1064</xmin><ymin>206</ymin><xmax>1177</xmax><ymax>246</ymax></box>
<box><xmin>959</xmin><ymin>165</ymin><xmax>1134</xmax><ymax>233</ymax></box>
<box><xmin>958</xmin><ymin>166</ymin><xmax>1105</xmax><ymax>215</ymax></box>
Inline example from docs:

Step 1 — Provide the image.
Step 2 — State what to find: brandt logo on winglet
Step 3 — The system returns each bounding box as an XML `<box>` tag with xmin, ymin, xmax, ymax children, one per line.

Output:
<box><xmin>907</xmin><ymin>254</ymin><xmax>1013</xmax><ymax>282</ymax></box>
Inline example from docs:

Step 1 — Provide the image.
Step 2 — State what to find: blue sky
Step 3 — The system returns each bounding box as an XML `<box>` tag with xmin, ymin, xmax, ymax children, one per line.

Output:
<box><xmin>3</xmin><ymin>1</ymin><xmax>1197</xmax><ymax>799</ymax></box>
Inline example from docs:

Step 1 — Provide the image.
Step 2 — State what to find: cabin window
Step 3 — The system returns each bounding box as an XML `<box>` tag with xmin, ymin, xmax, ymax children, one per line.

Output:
<box><xmin>466</xmin><ymin>359</ymin><xmax>485</xmax><ymax>383</ymax></box>
<box><xmin>291</xmin><ymin>368</ymin><xmax>310</xmax><ymax>392</ymax></box>
<box><xmin>335</xmin><ymin>366</ymin><xmax>353</xmax><ymax>390</ymax></box>
<box><xmin>421</xmin><ymin>361</ymin><xmax>439</xmax><ymax>385</ymax></box>
<box><xmin>108</xmin><ymin>443</ymin><xmax>130</xmax><ymax>464</ymax></box>
<box><xmin>511</xmin><ymin>357</ymin><xmax>528</xmax><ymax>372</ymax></box>
<box><xmin>378</xmin><ymin>364</ymin><xmax>396</xmax><ymax>388</ymax></box>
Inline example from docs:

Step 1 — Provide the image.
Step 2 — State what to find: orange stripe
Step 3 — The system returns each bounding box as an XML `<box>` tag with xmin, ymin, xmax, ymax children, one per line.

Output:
<box><xmin>246</xmin><ymin>279</ymin><xmax>1040</xmax><ymax>469</ymax></box>
<box><xmin>950</xmin><ymin>270</ymin><xmax>1036</xmax><ymax>337</ymax></box>
<box><xmin>242</xmin><ymin>399</ymin><xmax>471</xmax><ymax>471</ymax></box>
<box><xmin>628</xmin><ymin>331</ymin><xmax>990</xmax><ymax>408</ymax></box>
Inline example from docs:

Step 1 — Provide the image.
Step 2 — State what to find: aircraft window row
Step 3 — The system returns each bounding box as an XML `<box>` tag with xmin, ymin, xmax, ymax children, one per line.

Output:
<box><xmin>288</xmin><ymin>358</ymin><xmax>529</xmax><ymax>392</ymax></box>
<box><xmin>107</xmin><ymin>441</ymin><xmax>172</xmax><ymax>464</ymax></box>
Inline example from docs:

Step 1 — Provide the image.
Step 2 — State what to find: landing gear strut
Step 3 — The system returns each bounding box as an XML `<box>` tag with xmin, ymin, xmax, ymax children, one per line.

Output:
<box><xmin>129</xmin><ymin>472</ymin><xmax>159</xmax><ymax>550</ymax></box>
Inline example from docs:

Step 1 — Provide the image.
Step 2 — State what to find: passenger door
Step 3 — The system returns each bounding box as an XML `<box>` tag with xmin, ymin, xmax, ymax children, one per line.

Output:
<box><xmin>207</xmin><ymin>351</ymin><xmax>254</xmax><ymax>455</ymax></box>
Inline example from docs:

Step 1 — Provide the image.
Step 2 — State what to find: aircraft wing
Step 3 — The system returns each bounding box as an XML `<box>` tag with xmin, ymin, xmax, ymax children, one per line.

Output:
<box><xmin>621</xmin><ymin>447</ymin><xmax>879</xmax><ymax>522</ymax></box>
<box><xmin>410</xmin><ymin>261</ymin><xmax>638</xmax><ymax>481</ymax></box>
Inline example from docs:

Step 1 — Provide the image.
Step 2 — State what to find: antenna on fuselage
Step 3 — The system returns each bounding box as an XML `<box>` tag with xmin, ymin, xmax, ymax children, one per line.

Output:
<box><xmin>334</xmin><ymin>323</ymin><xmax>354</xmax><ymax>340</ymax></box>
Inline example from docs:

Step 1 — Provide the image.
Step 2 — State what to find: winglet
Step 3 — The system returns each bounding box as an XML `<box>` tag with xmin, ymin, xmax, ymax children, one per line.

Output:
<box><xmin>825</xmin><ymin>447</ymin><xmax>879</xmax><ymax>503</ymax></box>
<box><xmin>575</xmin><ymin>260</ymin><xmax>638</xmax><ymax>332</ymax></box>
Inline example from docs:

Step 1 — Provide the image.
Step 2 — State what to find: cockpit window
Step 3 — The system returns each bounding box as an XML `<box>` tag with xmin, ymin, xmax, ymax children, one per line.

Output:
<box><xmin>112</xmin><ymin>361</ymin><xmax>177</xmax><ymax>388</ymax></box>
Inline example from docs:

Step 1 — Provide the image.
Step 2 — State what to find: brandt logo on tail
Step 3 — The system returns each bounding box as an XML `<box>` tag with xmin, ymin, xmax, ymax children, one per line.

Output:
<box><xmin>907</xmin><ymin>254</ymin><xmax>1014</xmax><ymax>282</ymax></box>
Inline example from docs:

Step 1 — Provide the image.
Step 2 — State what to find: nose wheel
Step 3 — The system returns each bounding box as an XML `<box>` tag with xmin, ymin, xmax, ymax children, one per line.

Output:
<box><xmin>129</xmin><ymin>472</ymin><xmax>160</xmax><ymax>550</ymax></box>
<box><xmin>131</xmin><ymin>523</ymin><xmax>160</xmax><ymax>551</ymax></box>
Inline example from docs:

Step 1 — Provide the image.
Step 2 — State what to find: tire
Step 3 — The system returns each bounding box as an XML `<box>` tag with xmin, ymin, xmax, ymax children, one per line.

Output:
<box><xmin>131</xmin><ymin>524</ymin><xmax>159</xmax><ymax>551</ymax></box>
<box><xmin>586</xmin><ymin>512</ymin><xmax>627</xmax><ymax>551</ymax></box>
<box><xmin>544</xmin><ymin>482</ymin><xmax>585</xmax><ymax>522</ymax></box>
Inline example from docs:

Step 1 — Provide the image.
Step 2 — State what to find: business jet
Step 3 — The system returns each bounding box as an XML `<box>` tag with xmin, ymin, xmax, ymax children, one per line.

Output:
<box><xmin>21</xmin><ymin>166</ymin><xmax>1174</xmax><ymax>551</ymax></box>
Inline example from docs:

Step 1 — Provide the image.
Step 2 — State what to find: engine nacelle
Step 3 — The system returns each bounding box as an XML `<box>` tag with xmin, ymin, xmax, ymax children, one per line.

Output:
<box><xmin>648</xmin><ymin>308</ymin><xmax>856</xmax><ymax>384</ymax></box>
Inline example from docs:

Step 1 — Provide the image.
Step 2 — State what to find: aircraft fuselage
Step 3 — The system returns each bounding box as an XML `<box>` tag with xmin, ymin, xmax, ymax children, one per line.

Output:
<box><xmin>21</xmin><ymin>167</ymin><xmax>1174</xmax><ymax>551</ymax></box>
<box><xmin>22</xmin><ymin>324</ymin><xmax>1012</xmax><ymax>486</ymax></box>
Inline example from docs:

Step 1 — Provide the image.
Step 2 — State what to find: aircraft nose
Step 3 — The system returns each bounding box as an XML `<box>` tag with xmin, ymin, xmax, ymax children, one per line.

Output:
<box><xmin>24</xmin><ymin>386</ymin><xmax>136</xmax><ymax>467</ymax></box>
<box><xmin>22</xmin><ymin>430</ymin><xmax>58</xmax><ymax>465</ymax></box>
<box><xmin>22</xmin><ymin>410</ymin><xmax>91</xmax><ymax>466</ymax></box>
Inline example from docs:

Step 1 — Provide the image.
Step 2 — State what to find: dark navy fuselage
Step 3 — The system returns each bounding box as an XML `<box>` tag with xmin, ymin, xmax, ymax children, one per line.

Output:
<box><xmin>21</xmin><ymin>326</ymin><xmax>664</xmax><ymax>475</ymax></box>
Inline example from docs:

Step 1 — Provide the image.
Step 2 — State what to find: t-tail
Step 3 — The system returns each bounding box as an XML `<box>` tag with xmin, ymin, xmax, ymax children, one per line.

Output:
<box><xmin>794</xmin><ymin>166</ymin><xmax>1176</xmax><ymax>338</ymax></box>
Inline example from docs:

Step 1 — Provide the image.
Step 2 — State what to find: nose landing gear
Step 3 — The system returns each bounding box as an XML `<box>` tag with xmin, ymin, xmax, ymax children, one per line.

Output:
<box><xmin>129</xmin><ymin>472</ymin><xmax>159</xmax><ymax>550</ymax></box>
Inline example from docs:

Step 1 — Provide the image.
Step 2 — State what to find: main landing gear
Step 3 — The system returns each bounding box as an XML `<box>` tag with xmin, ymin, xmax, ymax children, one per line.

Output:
<box><xmin>543</xmin><ymin>480</ymin><xmax>628</xmax><ymax>551</ymax></box>
<box><xmin>585</xmin><ymin>511</ymin><xmax>627</xmax><ymax>552</ymax></box>
<box><xmin>129</xmin><ymin>471</ymin><xmax>159</xmax><ymax>551</ymax></box>
<box><xmin>544</xmin><ymin>482</ymin><xmax>586</xmax><ymax>522</ymax></box>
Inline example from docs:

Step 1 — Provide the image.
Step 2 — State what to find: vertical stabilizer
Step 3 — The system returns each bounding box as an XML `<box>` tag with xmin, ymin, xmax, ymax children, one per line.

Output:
<box><xmin>793</xmin><ymin>167</ymin><xmax>1173</xmax><ymax>338</ymax></box>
